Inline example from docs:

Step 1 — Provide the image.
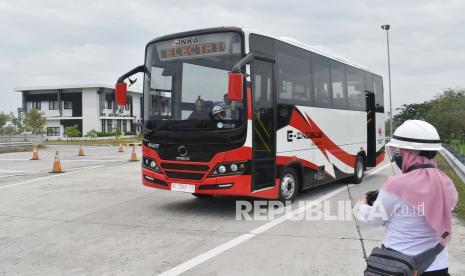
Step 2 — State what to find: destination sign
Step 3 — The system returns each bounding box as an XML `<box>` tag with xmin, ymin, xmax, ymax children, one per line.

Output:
<box><xmin>160</xmin><ymin>41</ymin><xmax>227</xmax><ymax>60</ymax></box>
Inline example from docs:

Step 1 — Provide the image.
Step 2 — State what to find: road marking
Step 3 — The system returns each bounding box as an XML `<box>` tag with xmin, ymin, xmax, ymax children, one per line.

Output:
<box><xmin>159</xmin><ymin>162</ymin><xmax>391</xmax><ymax>276</ymax></box>
<box><xmin>0</xmin><ymin>174</ymin><xmax>33</xmax><ymax>178</ymax></box>
<box><xmin>0</xmin><ymin>169</ymin><xmax>29</xmax><ymax>173</ymax></box>
<box><xmin>0</xmin><ymin>165</ymin><xmax>105</xmax><ymax>190</ymax></box>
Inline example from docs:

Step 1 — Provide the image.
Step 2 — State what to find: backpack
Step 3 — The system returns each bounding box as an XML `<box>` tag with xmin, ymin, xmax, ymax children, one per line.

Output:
<box><xmin>364</xmin><ymin>243</ymin><xmax>444</xmax><ymax>276</ymax></box>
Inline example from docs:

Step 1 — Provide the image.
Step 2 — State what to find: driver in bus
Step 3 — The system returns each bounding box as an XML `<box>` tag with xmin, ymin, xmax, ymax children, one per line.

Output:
<box><xmin>188</xmin><ymin>97</ymin><xmax>209</xmax><ymax>120</ymax></box>
<box><xmin>222</xmin><ymin>93</ymin><xmax>238</xmax><ymax>119</ymax></box>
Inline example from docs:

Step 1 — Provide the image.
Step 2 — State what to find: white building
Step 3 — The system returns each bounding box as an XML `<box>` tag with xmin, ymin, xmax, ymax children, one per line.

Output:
<box><xmin>14</xmin><ymin>84</ymin><xmax>142</xmax><ymax>139</ymax></box>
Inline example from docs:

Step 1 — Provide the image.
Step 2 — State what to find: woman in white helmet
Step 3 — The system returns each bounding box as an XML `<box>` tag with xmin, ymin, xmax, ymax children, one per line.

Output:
<box><xmin>358</xmin><ymin>120</ymin><xmax>458</xmax><ymax>275</ymax></box>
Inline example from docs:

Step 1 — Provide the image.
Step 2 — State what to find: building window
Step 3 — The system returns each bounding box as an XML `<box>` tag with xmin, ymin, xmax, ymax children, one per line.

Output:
<box><xmin>106</xmin><ymin>99</ymin><xmax>113</xmax><ymax>109</ymax></box>
<box><xmin>49</xmin><ymin>100</ymin><xmax>58</xmax><ymax>110</ymax></box>
<box><xmin>64</xmin><ymin>101</ymin><xmax>73</xmax><ymax>109</ymax></box>
<box><xmin>106</xmin><ymin>120</ymin><xmax>113</xmax><ymax>133</ymax></box>
<box><xmin>32</xmin><ymin>101</ymin><xmax>41</xmax><ymax>110</ymax></box>
<box><xmin>123</xmin><ymin>120</ymin><xmax>128</xmax><ymax>132</ymax></box>
<box><xmin>101</xmin><ymin>119</ymin><xmax>106</xmax><ymax>133</ymax></box>
<box><xmin>47</xmin><ymin>127</ymin><xmax>60</xmax><ymax>136</ymax></box>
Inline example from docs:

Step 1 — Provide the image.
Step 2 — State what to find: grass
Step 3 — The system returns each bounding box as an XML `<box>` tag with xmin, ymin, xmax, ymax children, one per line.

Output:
<box><xmin>43</xmin><ymin>137</ymin><xmax>141</xmax><ymax>146</ymax></box>
<box><xmin>436</xmin><ymin>154</ymin><xmax>465</xmax><ymax>219</ymax></box>
<box><xmin>447</xmin><ymin>139</ymin><xmax>465</xmax><ymax>154</ymax></box>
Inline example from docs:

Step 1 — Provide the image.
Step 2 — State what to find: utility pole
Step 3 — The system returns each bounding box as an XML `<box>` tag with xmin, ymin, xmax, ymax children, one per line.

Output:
<box><xmin>381</xmin><ymin>24</ymin><xmax>393</xmax><ymax>137</ymax></box>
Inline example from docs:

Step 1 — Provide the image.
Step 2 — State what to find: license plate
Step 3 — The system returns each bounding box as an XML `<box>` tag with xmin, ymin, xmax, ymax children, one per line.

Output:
<box><xmin>171</xmin><ymin>183</ymin><xmax>195</xmax><ymax>193</ymax></box>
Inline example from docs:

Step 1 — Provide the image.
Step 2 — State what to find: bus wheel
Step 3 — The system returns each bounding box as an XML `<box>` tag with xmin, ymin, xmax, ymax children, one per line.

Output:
<box><xmin>279</xmin><ymin>167</ymin><xmax>299</xmax><ymax>202</ymax></box>
<box><xmin>192</xmin><ymin>193</ymin><xmax>214</xmax><ymax>199</ymax></box>
<box><xmin>350</xmin><ymin>155</ymin><xmax>365</xmax><ymax>184</ymax></box>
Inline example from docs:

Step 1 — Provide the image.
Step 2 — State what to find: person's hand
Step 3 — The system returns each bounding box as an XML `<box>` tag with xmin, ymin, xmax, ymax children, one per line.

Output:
<box><xmin>361</xmin><ymin>196</ymin><xmax>368</xmax><ymax>205</ymax></box>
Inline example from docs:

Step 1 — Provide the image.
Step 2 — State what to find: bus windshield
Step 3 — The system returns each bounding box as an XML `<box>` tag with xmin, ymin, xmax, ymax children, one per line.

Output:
<box><xmin>143</xmin><ymin>32</ymin><xmax>244</xmax><ymax>132</ymax></box>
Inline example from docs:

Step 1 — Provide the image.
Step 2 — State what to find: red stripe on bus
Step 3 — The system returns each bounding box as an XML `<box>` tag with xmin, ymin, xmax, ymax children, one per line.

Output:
<box><xmin>276</xmin><ymin>155</ymin><xmax>319</xmax><ymax>170</ymax></box>
<box><xmin>288</xmin><ymin>108</ymin><xmax>356</xmax><ymax>168</ymax></box>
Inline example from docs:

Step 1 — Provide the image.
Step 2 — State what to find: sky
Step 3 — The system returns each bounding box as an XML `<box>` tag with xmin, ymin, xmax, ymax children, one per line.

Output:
<box><xmin>0</xmin><ymin>0</ymin><xmax>464</xmax><ymax>115</ymax></box>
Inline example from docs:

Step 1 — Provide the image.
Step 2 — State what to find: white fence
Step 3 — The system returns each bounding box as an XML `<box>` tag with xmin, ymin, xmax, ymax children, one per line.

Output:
<box><xmin>0</xmin><ymin>134</ymin><xmax>44</xmax><ymax>145</ymax></box>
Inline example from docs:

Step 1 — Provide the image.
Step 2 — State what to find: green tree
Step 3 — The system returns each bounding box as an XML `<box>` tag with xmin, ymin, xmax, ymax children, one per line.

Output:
<box><xmin>425</xmin><ymin>88</ymin><xmax>465</xmax><ymax>142</ymax></box>
<box><xmin>24</xmin><ymin>109</ymin><xmax>47</xmax><ymax>134</ymax></box>
<box><xmin>4</xmin><ymin>125</ymin><xmax>15</xmax><ymax>135</ymax></box>
<box><xmin>9</xmin><ymin>112</ymin><xmax>23</xmax><ymax>133</ymax></box>
<box><xmin>393</xmin><ymin>102</ymin><xmax>432</xmax><ymax>127</ymax></box>
<box><xmin>64</xmin><ymin>125</ymin><xmax>81</xmax><ymax>140</ymax></box>
<box><xmin>0</xmin><ymin>112</ymin><xmax>9</xmax><ymax>131</ymax></box>
<box><xmin>84</xmin><ymin>129</ymin><xmax>98</xmax><ymax>140</ymax></box>
<box><xmin>115</xmin><ymin>129</ymin><xmax>122</xmax><ymax>140</ymax></box>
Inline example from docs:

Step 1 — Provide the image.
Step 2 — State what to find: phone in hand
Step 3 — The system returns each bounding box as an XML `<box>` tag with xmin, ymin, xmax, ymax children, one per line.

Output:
<box><xmin>365</xmin><ymin>190</ymin><xmax>379</xmax><ymax>206</ymax></box>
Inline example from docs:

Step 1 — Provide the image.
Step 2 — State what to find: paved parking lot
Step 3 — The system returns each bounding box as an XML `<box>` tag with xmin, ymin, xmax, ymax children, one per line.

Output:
<box><xmin>0</xmin><ymin>145</ymin><xmax>464</xmax><ymax>275</ymax></box>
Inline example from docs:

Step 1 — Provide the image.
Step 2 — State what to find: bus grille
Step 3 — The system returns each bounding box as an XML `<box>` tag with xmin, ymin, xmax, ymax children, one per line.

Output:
<box><xmin>165</xmin><ymin>171</ymin><xmax>204</xmax><ymax>180</ymax></box>
<box><xmin>161</xmin><ymin>163</ymin><xmax>209</xmax><ymax>171</ymax></box>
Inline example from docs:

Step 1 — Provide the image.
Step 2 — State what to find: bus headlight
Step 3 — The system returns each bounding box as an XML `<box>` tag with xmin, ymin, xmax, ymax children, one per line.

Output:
<box><xmin>209</xmin><ymin>161</ymin><xmax>248</xmax><ymax>177</ymax></box>
<box><xmin>143</xmin><ymin>156</ymin><xmax>160</xmax><ymax>172</ymax></box>
<box><xmin>218</xmin><ymin>165</ymin><xmax>226</xmax><ymax>174</ymax></box>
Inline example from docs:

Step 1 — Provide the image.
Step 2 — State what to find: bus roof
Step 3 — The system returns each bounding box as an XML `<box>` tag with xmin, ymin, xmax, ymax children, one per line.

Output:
<box><xmin>146</xmin><ymin>26</ymin><xmax>374</xmax><ymax>74</ymax></box>
<box><xmin>242</xmin><ymin>28</ymin><xmax>370</xmax><ymax>72</ymax></box>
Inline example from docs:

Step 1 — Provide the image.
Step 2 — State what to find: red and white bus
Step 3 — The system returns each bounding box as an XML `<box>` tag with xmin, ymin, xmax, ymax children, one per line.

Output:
<box><xmin>116</xmin><ymin>27</ymin><xmax>385</xmax><ymax>201</ymax></box>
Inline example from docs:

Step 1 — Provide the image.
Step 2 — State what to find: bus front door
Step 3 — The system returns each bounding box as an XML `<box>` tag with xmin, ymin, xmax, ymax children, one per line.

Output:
<box><xmin>251</xmin><ymin>60</ymin><xmax>276</xmax><ymax>191</ymax></box>
<box><xmin>366</xmin><ymin>91</ymin><xmax>376</xmax><ymax>167</ymax></box>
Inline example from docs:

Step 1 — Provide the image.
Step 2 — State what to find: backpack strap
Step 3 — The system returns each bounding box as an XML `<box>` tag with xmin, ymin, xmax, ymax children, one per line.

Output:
<box><xmin>405</xmin><ymin>164</ymin><xmax>436</xmax><ymax>173</ymax></box>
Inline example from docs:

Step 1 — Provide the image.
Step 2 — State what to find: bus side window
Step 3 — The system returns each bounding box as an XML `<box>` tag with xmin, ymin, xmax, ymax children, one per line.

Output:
<box><xmin>373</xmin><ymin>75</ymin><xmax>384</xmax><ymax>112</ymax></box>
<box><xmin>311</xmin><ymin>53</ymin><xmax>332</xmax><ymax>108</ymax></box>
<box><xmin>346</xmin><ymin>66</ymin><xmax>365</xmax><ymax>111</ymax></box>
<box><xmin>364</xmin><ymin>71</ymin><xmax>374</xmax><ymax>92</ymax></box>
<box><xmin>276</xmin><ymin>41</ymin><xmax>312</xmax><ymax>106</ymax></box>
<box><xmin>330</xmin><ymin>61</ymin><xmax>347</xmax><ymax>109</ymax></box>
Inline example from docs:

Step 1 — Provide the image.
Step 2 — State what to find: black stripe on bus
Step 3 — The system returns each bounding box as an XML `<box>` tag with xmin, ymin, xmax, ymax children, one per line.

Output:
<box><xmin>393</xmin><ymin>135</ymin><xmax>440</xmax><ymax>144</ymax></box>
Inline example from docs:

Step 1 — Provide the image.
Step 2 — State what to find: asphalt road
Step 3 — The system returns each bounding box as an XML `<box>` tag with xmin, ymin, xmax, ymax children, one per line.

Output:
<box><xmin>0</xmin><ymin>145</ymin><xmax>464</xmax><ymax>275</ymax></box>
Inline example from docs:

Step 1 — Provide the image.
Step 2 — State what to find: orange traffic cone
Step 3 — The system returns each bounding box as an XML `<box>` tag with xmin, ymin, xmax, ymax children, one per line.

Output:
<box><xmin>118</xmin><ymin>144</ymin><xmax>124</xmax><ymax>153</ymax></box>
<box><xmin>77</xmin><ymin>145</ymin><xmax>85</xmax><ymax>156</ymax></box>
<box><xmin>129</xmin><ymin>145</ymin><xmax>138</xmax><ymax>161</ymax></box>
<box><xmin>50</xmin><ymin>151</ymin><xmax>64</xmax><ymax>173</ymax></box>
<box><xmin>31</xmin><ymin>146</ymin><xmax>40</xmax><ymax>160</ymax></box>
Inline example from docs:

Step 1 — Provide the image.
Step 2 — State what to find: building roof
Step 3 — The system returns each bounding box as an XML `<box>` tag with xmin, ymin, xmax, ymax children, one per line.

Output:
<box><xmin>14</xmin><ymin>83</ymin><xmax>142</xmax><ymax>94</ymax></box>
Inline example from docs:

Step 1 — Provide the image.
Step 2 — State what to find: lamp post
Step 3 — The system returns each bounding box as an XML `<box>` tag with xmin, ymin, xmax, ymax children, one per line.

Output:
<box><xmin>381</xmin><ymin>24</ymin><xmax>393</xmax><ymax>138</ymax></box>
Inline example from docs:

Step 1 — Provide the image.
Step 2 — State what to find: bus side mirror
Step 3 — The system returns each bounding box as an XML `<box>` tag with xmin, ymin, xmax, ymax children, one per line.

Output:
<box><xmin>228</xmin><ymin>72</ymin><xmax>243</xmax><ymax>102</ymax></box>
<box><xmin>115</xmin><ymin>82</ymin><xmax>127</xmax><ymax>105</ymax></box>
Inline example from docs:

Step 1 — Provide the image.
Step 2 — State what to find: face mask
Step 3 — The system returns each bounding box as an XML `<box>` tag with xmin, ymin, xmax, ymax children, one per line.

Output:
<box><xmin>394</xmin><ymin>153</ymin><xmax>403</xmax><ymax>169</ymax></box>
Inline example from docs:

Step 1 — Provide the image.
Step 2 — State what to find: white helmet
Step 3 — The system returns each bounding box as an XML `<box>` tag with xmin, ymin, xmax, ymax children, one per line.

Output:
<box><xmin>212</xmin><ymin>105</ymin><xmax>224</xmax><ymax>115</ymax></box>
<box><xmin>386</xmin><ymin>120</ymin><xmax>442</xmax><ymax>151</ymax></box>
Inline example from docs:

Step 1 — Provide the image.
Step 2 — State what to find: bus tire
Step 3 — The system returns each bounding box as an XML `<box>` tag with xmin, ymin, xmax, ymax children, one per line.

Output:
<box><xmin>192</xmin><ymin>193</ymin><xmax>214</xmax><ymax>199</ymax></box>
<box><xmin>350</xmin><ymin>155</ymin><xmax>365</xmax><ymax>184</ymax></box>
<box><xmin>279</xmin><ymin>167</ymin><xmax>299</xmax><ymax>203</ymax></box>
